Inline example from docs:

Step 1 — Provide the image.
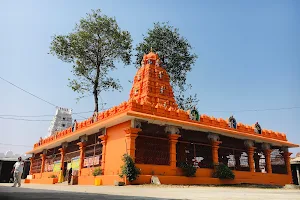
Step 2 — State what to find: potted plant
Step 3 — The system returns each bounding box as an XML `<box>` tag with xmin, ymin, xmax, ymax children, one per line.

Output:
<box><xmin>92</xmin><ymin>167</ymin><xmax>102</xmax><ymax>186</ymax></box>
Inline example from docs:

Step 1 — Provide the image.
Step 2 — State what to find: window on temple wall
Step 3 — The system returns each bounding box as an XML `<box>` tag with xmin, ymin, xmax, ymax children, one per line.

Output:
<box><xmin>271</xmin><ymin>148</ymin><xmax>287</xmax><ymax>174</ymax></box>
<box><xmin>218</xmin><ymin>136</ymin><xmax>249</xmax><ymax>171</ymax></box>
<box><xmin>83</xmin><ymin>132</ymin><xmax>102</xmax><ymax>168</ymax></box>
<box><xmin>135</xmin><ymin>123</ymin><xmax>170</xmax><ymax>165</ymax></box>
<box><xmin>176</xmin><ymin>129</ymin><xmax>213</xmax><ymax>169</ymax></box>
<box><xmin>31</xmin><ymin>153</ymin><xmax>42</xmax><ymax>174</ymax></box>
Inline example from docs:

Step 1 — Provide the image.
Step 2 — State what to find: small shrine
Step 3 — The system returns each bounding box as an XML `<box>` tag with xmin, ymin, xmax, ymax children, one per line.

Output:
<box><xmin>26</xmin><ymin>51</ymin><xmax>298</xmax><ymax>186</ymax></box>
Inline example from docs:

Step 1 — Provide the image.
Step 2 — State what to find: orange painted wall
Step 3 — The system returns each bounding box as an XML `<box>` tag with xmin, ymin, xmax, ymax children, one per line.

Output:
<box><xmin>104</xmin><ymin>121</ymin><xmax>131</xmax><ymax>176</ymax></box>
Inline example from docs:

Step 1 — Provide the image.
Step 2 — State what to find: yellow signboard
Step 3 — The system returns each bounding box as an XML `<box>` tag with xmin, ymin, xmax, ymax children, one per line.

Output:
<box><xmin>53</xmin><ymin>161</ymin><xmax>61</xmax><ymax>172</ymax></box>
<box><xmin>67</xmin><ymin>162</ymin><xmax>72</xmax><ymax>170</ymax></box>
<box><xmin>71</xmin><ymin>157</ymin><xmax>80</xmax><ymax>170</ymax></box>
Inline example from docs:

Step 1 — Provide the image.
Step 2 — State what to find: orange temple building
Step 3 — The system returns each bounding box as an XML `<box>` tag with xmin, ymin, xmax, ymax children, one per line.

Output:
<box><xmin>26</xmin><ymin>51</ymin><xmax>298</xmax><ymax>186</ymax></box>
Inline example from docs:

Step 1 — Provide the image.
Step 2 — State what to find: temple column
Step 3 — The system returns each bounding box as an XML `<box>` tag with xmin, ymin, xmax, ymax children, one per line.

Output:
<box><xmin>208</xmin><ymin>133</ymin><xmax>221</xmax><ymax>168</ymax></box>
<box><xmin>77</xmin><ymin>135</ymin><xmax>88</xmax><ymax>176</ymax></box>
<box><xmin>165</xmin><ymin>126</ymin><xmax>180</xmax><ymax>170</ymax></box>
<box><xmin>124</xmin><ymin>127</ymin><xmax>141</xmax><ymax>160</ymax></box>
<box><xmin>77</xmin><ymin>142</ymin><xmax>86</xmax><ymax>174</ymax></box>
<box><xmin>58</xmin><ymin>142</ymin><xmax>67</xmax><ymax>171</ymax></box>
<box><xmin>244</xmin><ymin>140</ymin><xmax>255</xmax><ymax>172</ymax></box>
<box><xmin>169</xmin><ymin>134</ymin><xmax>180</xmax><ymax>170</ymax></box>
<box><xmin>264</xmin><ymin>149</ymin><xmax>272</xmax><ymax>173</ymax></box>
<box><xmin>57</xmin><ymin>143</ymin><xmax>68</xmax><ymax>183</ymax></box>
<box><xmin>40</xmin><ymin>151</ymin><xmax>46</xmax><ymax>175</ymax></box>
<box><xmin>29</xmin><ymin>157</ymin><xmax>34</xmax><ymax>175</ymax></box>
<box><xmin>99</xmin><ymin>134</ymin><xmax>108</xmax><ymax>173</ymax></box>
<box><xmin>283</xmin><ymin>150</ymin><xmax>292</xmax><ymax>176</ymax></box>
<box><xmin>262</xmin><ymin>143</ymin><xmax>272</xmax><ymax>173</ymax></box>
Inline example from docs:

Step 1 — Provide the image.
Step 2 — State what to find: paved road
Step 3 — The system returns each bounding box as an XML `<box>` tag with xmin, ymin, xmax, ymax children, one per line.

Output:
<box><xmin>0</xmin><ymin>183</ymin><xmax>299</xmax><ymax>200</ymax></box>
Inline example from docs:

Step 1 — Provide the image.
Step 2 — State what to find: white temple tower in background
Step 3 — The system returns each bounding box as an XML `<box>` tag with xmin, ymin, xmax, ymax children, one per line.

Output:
<box><xmin>47</xmin><ymin>107</ymin><xmax>72</xmax><ymax>137</ymax></box>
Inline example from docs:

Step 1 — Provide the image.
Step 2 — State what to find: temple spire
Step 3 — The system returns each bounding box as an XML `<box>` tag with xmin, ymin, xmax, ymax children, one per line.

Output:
<box><xmin>129</xmin><ymin>51</ymin><xmax>177</xmax><ymax>108</ymax></box>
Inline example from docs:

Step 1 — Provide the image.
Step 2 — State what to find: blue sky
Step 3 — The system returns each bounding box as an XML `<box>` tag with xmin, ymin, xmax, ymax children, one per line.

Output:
<box><xmin>0</xmin><ymin>0</ymin><xmax>299</xmax><ymax>155</ymax></box>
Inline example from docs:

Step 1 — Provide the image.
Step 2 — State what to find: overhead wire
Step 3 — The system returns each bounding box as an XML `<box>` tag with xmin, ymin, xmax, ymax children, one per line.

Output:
<box><xmin>0</xmin><ymin>76</ymin><xmax>87</xmax><ymax>119</ymax></box>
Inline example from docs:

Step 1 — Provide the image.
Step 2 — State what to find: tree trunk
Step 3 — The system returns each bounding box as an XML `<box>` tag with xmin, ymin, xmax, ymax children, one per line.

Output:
<box><xmin>93</xmin><ymin>90</ymin><xmax>98</xmax><ymax>113</ymax></box>
<box><xmin>93</xmin><ymin>65</ymin><xmax>100</xmax><ymax>113</ymax></box>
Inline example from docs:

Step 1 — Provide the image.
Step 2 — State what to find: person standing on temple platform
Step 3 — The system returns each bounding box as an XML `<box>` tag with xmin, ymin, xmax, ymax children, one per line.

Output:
<box><xmin>68</xmin><ymin>168</ymin><xmax>72</xmax><ymax>185</ymax></box>
<box><xmin>72</xmin><ymin>119</ymin><xmax>77</xmax><ymax>132</ymax></box>
<box><xmin>11</xmin><ymin>157</ymin><xmax>24</xmax><ymax>187</ymax></box>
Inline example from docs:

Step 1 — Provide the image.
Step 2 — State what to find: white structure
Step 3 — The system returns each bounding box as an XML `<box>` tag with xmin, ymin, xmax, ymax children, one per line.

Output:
<box><xmin>47</xmin><ymin>107</ymin><xmax>72</xmax><ymax>137</ymax></box>
<box><xmin>0</xmin><ymin>151</ymin><xmax>31</xmax><ymax>161</ymax></box>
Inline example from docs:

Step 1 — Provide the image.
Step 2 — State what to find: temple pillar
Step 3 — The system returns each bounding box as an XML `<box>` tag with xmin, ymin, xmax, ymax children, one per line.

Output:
<box><xmin>99</xmin><ymin>134</ymin><xmax>108</xmax><ymax>173</ymax></box>
<box><xmin>77</xmin><ymin>142</ymin><xmax>86</xmax><ymax>173</ymax></box>
<box><xmin>169</xmin><ymin>134</ymin><xmax>180</xmax><ymax>170</ymax></box>
<box><xmin>212</xmin><ymin>141</ymin><xmax>221</xmax><ymax>165</ymax></box>
<box><xmin>77</xmin><ymin>135</ymin><xmax>88</xmax><ymax>175</ymax></box>
<box><xmin>262</xmin><ymin>143</ymin><xmax>272</xmax><ymax>173</ymax></box>
<box><xmin>244</xmin><ymin>140</ymin><xmax>255</xmax><ymax>172</ymax></box>
<box><xmin>208</xmin><ymin>133</ymin><xmax>221</xmax><ymax>168</ymax></box>
<box><xmin>124</xmin><ymin>127</ymin><xmax>141</xmax><ymax>160</ymax></box>
<box><xmin>283</xmin><ymin>150</ymin><xmax>292</xmax><ymax>176</ymax></box>
<box><xmin>29</xmin><ymin>157</ymin><xmax>34</xmax><ymax>175</ymax></box>
<box><xmin>59</xmin><ymin>142</ymin><xmax>68</xmax><ymax>170</ymax></box>
<box><xmin>40</xmin><ymin>151</ymin><xmax>46</xmax><ymax>174</ymax></box>
<box><xmin>264</xmin><ymin>149</ymin><xmax>272</xmax><ymax>173</ymax></box>
<box><xmin>165</xmin><ymin>125</ymin><xmax>181</xmax><ymax>170</ymax></box>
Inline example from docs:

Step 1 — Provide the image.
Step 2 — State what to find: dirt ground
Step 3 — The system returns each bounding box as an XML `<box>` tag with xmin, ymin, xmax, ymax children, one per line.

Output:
<box><xmin>0</xmin><ymin>183</ymin><xmax>299</xmax><ymax>200</ymax></box>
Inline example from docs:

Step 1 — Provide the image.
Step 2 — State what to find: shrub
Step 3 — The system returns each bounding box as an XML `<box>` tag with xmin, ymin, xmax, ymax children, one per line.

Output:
<box><xmin>213</xmin><ymin>163</ymin><xmax>235</xmax><ymax>179</ymax></box>
<box><xmin>178</xmin><ymin>162</ymin><xmax>197</xmax><ymax>177</ymax></box>
<box><xmin>92</xmin><ymin>167</ymin><xmax>102</xmax><ymax>176</ymax></box>
<box><xmin>48</xmin><ymin>174</ymin><xmax>57</xmax><ymax>178</ymax></box>
<box><xmin>119</xmin><ymin>154</ymin><xmax>140</xmax><ymax>182</ymax></box>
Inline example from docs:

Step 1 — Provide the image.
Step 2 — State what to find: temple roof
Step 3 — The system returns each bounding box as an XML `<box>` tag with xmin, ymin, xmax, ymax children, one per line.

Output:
<box><xmin>27</xmin><ymin>51</ymin><xmax>299</xmax><ymax>154</ymax></box>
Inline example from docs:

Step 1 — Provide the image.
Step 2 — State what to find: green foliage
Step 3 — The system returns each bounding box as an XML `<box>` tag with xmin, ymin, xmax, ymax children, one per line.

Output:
<box><xmin>92</xmin><ymin>167</ymin><xmax>102</xmax><ymax>176</ymax></box>
<box><xmin>178</xmin><ymin>162</ymin><xmax>197</xmax><ymax>177</ymax></box>
<box><xmin>48</xmin><ymin>174</ymin><xmax>57</xmax><ymax>178</ymax></box>
<box><xmin>135</xmin><ymin>22</ymin><xmax>199</xmax><ymax>110</ymax></box>
<box><xmin>213</xmin><ymin>163</ymin><xmax>235</xmax><ymax>179</ymax></box>
<box><xmin>119</xmin><ymin>154</ymin><xmax>140</xmax><ymax>182</ymax></box>
<box><xmin>50</xmin><ymin>9</ymin><xmax>132</xmax><ymax>112</ymax></box>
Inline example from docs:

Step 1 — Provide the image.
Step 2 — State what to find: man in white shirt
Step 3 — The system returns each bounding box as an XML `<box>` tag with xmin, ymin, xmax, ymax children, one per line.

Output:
<box><xmin>11</xmin><ymin>157</ymin><xmax>24</xmax><ymax>187</ymax></box>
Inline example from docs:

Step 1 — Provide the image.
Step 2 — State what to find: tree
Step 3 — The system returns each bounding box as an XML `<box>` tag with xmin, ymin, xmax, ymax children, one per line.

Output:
<box><xmin>50</xmin><ymin>9</ymin><xmax>132</xmax><ymax>112</ymax></box>
<box><xmin>119</xmin><ymin>154</ymin><xmax>140</xmax><ymax>182</ymax></box>
<box><xmin>135</xmin><ymin>22</ymin><xmax>198</xmax><ymax>110</ymax></box>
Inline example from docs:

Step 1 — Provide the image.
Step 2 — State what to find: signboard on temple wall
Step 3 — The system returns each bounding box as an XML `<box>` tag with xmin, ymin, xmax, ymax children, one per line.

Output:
<box><xmin>67</xmin><ymin>162</ymin><xmax>72</xmax><ymax>170</ymax></box>
<box><xmin>71</xmin><ymin>156</ymin><xmax>80</xmax><ymax>170</ymax></box>
<box><xmin>84</xmin><ymin>155</ymin><xmax>100</xmax><ymax>168</ymax></box>
<box><xmin>53</xmin><ymin>161</ymin><xmax>61</xmax><ymax>172</ymax></box>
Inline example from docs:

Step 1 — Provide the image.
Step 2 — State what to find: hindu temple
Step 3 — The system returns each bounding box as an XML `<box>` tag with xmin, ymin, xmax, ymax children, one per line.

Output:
<box><xmin>26</xmin><ymin>51</ymin><xmax>299</xmax><ymax>186</ymax></box>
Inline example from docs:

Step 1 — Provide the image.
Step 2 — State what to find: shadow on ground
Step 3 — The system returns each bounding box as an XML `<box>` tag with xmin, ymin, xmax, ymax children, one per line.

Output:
<box><xmin>0</xmin><ymin>186</ymin><xmax>174</xmax><ymax>200</ymax></box>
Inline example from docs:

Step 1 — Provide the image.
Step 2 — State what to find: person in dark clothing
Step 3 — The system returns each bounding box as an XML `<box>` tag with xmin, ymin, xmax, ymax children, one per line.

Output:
<box><xmin>68</xmin><ymin>168</ymin><xmax>72</xmax><ymax>184</ymax></box>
